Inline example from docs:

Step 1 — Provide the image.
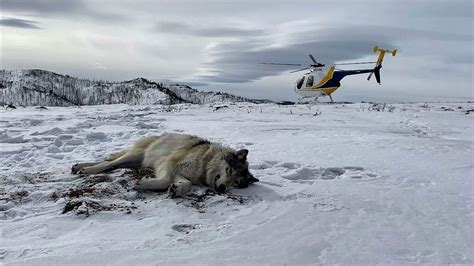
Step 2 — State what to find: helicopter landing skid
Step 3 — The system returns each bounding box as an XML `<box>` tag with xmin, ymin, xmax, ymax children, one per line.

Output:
<box><xmin>297</xmin><ymin>96</ymin><xmax>319</xmax><ymax>104</ymax></box>
<box><xmin>297</xmin><ymin>95</ymin><xmax>336</xmax><ymax>104</ymax></box>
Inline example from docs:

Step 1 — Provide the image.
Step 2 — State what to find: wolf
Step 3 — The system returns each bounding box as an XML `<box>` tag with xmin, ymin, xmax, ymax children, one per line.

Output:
<box><xmin>71</xmin><ymin>133</ymin><xmax>258</xmax><ymax>197</ymax></box>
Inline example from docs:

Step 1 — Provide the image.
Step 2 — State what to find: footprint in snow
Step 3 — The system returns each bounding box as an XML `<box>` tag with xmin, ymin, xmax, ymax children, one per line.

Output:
<box><xmin>249</xmin><ymin>160</ymin><xmax>278</xmax><ymax>170</ymax></box>
<box><xmin>86</xmin><ymin>132</ymin><xmax>107</xmax><ymax>141</ymax></box>
<box><xmin>251</xmin><ymin>161</ymin><xmax>377</xmax><ymax>181</ymax></box>
<box><xmin>171</xmin><ymin>224</ymin><xmax>202</xmax><ymax>234</ymax></box>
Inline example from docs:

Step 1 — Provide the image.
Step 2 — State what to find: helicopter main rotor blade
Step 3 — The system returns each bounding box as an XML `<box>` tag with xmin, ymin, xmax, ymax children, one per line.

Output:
<box><xmin>308</xmin><ymin>54</ymin><xmax>318</xmax><ymax>64</ymax></box>
<box><xmin>260</xmin><ymin>63</ymin><xmax>302</xmax><ymax>66</ymax></box>
<box><xmin>290</xmin><ymin>67</ymin><xmax>310</xmax><ymax>73</ymax></box>
<box><xmin>334</xmin><ymin>61</ymin><xmax>377</xmax><ymax>65</ymax></box>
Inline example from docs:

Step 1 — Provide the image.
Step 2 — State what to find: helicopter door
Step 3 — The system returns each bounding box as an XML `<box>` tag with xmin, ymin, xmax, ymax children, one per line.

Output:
<box><xmin>296</xmin><ymin>76</ymin><xmax>305</xmax><ymax>89</ymax></box>
<box><xmin>306</xmin><ymin>75</ymin><xmax>314</xmax><ymax>87</ymax></box>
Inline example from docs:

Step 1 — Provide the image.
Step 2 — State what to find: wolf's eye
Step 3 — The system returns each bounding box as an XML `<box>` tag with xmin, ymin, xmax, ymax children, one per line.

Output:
<box><xmin>226</xmin><ymin>167</ymin><xmax>233</xmax><ymax>175</ymax></box>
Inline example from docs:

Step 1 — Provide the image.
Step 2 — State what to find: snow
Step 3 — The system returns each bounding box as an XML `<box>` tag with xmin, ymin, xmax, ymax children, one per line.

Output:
<box><xmin>1</xmin><ymin>102</ymin><xmax>473</xmax><ymax>264</ymax></box>
<box><xmin>0</xmin><ymin>70</ymin><xmax>264</xmax><ymax>107</ymax></box>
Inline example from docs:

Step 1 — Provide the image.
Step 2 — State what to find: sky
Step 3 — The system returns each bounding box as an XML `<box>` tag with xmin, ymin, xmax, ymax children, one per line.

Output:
<box><xmin>1</xmin><ymin>0</ymin><xmax>473</xmax><ymax>101</ymax></box>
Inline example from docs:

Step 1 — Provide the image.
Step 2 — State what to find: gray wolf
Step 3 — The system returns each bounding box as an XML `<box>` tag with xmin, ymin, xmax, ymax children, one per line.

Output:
<box><xmin>71</xmin><ymin>133</ymin><xmax>258</xmax><ymax>197</ymax></box>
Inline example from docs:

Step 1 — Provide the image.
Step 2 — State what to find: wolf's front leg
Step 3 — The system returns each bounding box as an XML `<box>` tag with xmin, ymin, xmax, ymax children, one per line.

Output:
<box><xmin>168</xmin><ymin>175</ymin><xmax>192</xmax><ymax>198</ymax></box>
<box><xmin>134</xmin><ymin>176</ymin><xmax>172</xmax><ymax>191</ymax></box>
<box><xmin>134</xmin><ymin>161</ymin><xmax>173</xmax><ymax>191</ymax></box>
<box><xmin>73</xmin><ymin>161</ymin><xmax>112</xmax><ymax>175</ymax></box>
<box><xmin>71</xmin><ymin>161</ymin><xmax>104</xmax><ymax>174</ymax></box>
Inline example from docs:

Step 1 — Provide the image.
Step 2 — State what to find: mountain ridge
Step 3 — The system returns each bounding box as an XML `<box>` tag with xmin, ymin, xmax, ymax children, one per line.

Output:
<box><xmin>0</xmin><ymin>69</ymin><xmax>270</xmax><ymax>106</ymax></box>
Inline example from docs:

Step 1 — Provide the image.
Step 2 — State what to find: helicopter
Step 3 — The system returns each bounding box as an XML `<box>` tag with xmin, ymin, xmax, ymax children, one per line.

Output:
<box><xmin>262</xmin><ymin>45</ymin><xmax>397</xmax><ymax>103</ymax></box>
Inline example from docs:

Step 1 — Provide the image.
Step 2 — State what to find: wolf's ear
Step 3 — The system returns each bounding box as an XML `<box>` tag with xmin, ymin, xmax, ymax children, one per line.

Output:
<box><xmin>236</xmin><ymin>149</ymin><xmax>249</xmax><ymax>161</ymax></box>
<box><xmin>249</xmin><ymin>173</ymin><xmax>259</xmax><ymax>183</ymax></box>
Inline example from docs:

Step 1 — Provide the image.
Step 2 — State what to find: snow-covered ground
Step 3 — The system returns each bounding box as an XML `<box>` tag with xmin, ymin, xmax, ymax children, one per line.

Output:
<box><xmin>1</xmin><ymin>102</ymin><xmax>473</xmax><ymax>264</ymax></box>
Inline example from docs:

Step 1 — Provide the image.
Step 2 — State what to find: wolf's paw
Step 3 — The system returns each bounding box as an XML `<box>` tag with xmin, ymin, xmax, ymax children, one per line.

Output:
<box><xmin>77</xmin><ymin>169</ymin><xmax>87</xmax><ymax>175</ymax></box>
<box><xmin>168</xmin><ymin>184</ymin><xmax>179</xmax><ymax>198</ymax></box>
<box><xmin>71</xmin><ymin>162</ymin><xmax>98</xmax><ymax>175</ymax></box>
<box><xmin>75</xmin><ymin>166</ymin><xmax>97</xmax><ymax>175</ymax></box>
<box><xmin>71</xmin><ymin>164</ymin><xmax>83</xmax><ymax>174</ymax></box>
<box><xmin>167</xmin><ymin>183</ymin><xmax>190</xmax><ymax>198</ymax></box>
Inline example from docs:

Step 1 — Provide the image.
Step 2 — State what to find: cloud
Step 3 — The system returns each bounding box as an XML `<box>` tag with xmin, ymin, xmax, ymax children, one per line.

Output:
<box><xmin>1</xmin><ymin>0</ymin><xmax>472</xmax><ymax>101</ymax></box>
<box><xmin>0</xmin><ymin>0</ymin><xmax>124</xmax><ymax>21</ymax></box>
<box><xmin>194</xmin><ymin>23</ymin><xmax>473</xmax><ymax>84</ymax></box>
<box><xmin>93</xmin><ymin>62</ymin><xmax>107</xmax><ymax>70</ymax></box>
<box><xmin>0</xmin><ymin>17</ymin><xmax>41</xmax><ymax>29</ymax></box>
<box><xmin>155</xmin><ymin>21</ymin><xmax>264</xmax><ymax>38</ymax></box>
<box><xmin>196</xmin><ymin>26</ymin><xmax>398</xmax><ymax>83</ymax></box>
<box><xmin>407</xmin><ymin>0</ymin><xmax>473</xmax><ymax>18</ymax></box>
<box><xmin>1</xmin><ymin>0</ymin><xmax>84</xmax><ymax>14</ymax></box>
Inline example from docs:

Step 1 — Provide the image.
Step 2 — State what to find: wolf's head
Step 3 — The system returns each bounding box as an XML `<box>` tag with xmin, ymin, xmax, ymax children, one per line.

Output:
<box><xmin>214</xmin><ymin>149</ymin><xmax>259</xmax><ymax>193</ymax></box>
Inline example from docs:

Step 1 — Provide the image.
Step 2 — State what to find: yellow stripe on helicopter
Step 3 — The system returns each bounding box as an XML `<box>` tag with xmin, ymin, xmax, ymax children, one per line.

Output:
<box><xmin>321</xmin><ymin>87</ymin><xmax>338</xmax><ymax>95</ymax></box>
<box><xmin>313</xmin><ymin>66</ymin><xmax>336</xmax><ymax>88</ymax></box>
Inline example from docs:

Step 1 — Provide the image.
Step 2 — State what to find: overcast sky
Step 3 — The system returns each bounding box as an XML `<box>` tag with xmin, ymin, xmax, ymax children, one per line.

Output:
<box><xmin>1</xmin><ymin>0</ymin><xmax>473</xmax><ymax>101</ymax></box>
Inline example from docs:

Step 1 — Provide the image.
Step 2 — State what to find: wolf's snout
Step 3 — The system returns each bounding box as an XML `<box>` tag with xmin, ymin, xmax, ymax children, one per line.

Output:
<box><xmin>216</xmin><ymin>184</ymin><xmax>226</xmax><ymax>193</ymax></box>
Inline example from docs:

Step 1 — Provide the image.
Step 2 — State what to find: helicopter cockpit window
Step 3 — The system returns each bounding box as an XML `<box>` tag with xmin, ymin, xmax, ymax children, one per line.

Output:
<box><xmin>306</xmin><ymin>75</ymin><xmax>314</xmax><ymax>87</ymax></box>
<box><xmin>296</xmin><ymin>76</ymin><xmax>305</xmax><ymax>89</ymax></box>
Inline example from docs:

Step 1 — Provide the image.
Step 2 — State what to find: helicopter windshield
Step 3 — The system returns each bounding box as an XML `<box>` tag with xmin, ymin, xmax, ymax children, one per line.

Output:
<box><xmin>296</xmin><ymin>76</ymin><xmax>305</xmax><ymax>89</ymax></box>
<box><xmin>311</xmin><ymin>67</ymin><xmax>331</xmax><ymax>85</ymax></box>
<box><xmin>306</xmin><ymin>75</ymin><xmax>314</xmax><ymax>87</ymax></box>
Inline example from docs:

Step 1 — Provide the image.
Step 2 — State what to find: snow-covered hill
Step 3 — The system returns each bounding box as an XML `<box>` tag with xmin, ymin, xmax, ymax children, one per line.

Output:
<box><xmin>0</xmin><ymin>69</ymin><xmax>265</xmax><ymax>106</ymax></box>
<box><xmin>168</xmin><ymin>84</ymin><xmax>270</xmax><ymax>104</ymax></box>
<box><xmin>1</xmin><ymin>102</ymin><xmax>473</xmax><ymax>264</ymax></box>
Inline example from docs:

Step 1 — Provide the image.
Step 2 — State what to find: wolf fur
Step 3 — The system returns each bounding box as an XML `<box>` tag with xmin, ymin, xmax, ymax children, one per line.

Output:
<box><xmin>71</xmin><ymin>133</ymin><xmax>258</xmax><ymax>197</ymax></box>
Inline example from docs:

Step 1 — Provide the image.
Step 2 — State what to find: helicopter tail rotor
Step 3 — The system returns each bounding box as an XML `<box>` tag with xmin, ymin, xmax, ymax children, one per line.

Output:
<box><xmin>367</xmin><ymin>45</ymin><xmax>397</xmax><ymax>84</ymax></box>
